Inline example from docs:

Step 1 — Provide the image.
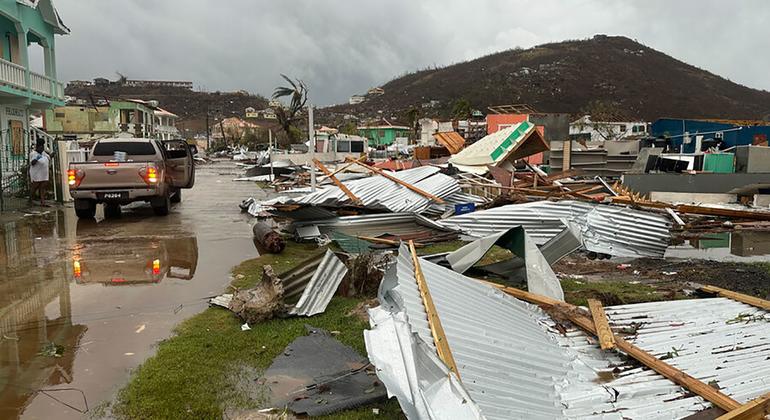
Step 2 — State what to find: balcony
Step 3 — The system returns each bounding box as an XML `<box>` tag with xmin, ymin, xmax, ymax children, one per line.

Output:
<box><xmin>0</xmin><ymin>58</ymin><xmax>64</xmax><ymax>101</ymax></box>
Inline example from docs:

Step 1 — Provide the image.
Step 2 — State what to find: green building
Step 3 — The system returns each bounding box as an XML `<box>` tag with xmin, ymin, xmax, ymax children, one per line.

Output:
<box><xmin>44</xmin><ymin>100</ymin><xmax>163</xmax><ymax>140</ymax></box>
<box><xmin>0</xmin><ymin>0</ymin><xmax>68</xmax><ymax>208</ymax></box>
<box><xmin>357</xmin><ymin>122</ymin><xmax>411</xmax><ymax>147</ymax></box>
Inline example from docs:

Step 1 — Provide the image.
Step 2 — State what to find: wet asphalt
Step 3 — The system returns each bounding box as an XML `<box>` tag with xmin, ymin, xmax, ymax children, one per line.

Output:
<box><xmin>0</xmin><ymin>160</ymin><xmax>267</xmax><ymax>419</ymax></box>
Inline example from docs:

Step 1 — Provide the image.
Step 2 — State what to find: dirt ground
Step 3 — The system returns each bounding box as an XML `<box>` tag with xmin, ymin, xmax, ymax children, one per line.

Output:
<box><xmin>553</xmin><ymin>252</ymin><xmax>770</xmax><ymax>304</ymax></box>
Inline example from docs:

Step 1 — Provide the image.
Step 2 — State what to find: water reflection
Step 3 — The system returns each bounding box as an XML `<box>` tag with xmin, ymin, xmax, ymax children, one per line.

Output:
<box><xmin>667</xmin><ymin>230</ymin><xmax>770</xmax><ymax>261</ymax></box>
<box><xmin>0</xmin><ymin>212</ymin><xmax>87</xmax><ymax>418</ymax></box>
<box><xmin>70</xmin><ymin>236</ymin><xmax>198</xmax><ymax>285</ymax></box>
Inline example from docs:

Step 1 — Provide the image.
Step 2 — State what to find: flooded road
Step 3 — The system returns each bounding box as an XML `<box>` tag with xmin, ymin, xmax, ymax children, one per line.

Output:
<box><xmin>0</xmin><ymin>161</ymin><xmax>267</xmax><ymax>419</ymax></box>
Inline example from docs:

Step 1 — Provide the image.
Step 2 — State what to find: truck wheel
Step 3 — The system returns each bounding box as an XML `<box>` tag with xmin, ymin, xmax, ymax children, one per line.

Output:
<box><xmin>170</xmin><ymin>188</ymin><xmax>181</xmax><ymax>203</ymax></box>
<box><xmin>152</xmin><ymin>194</ymin><xmax>170</xmax><ymax>216</ymax></box>
<box><xmin>74</xmin><ymin>199</ymin><xmax>96</xmax><ymax>219</ymax></box>
<box><xmin>105</xmin><ymin>203</ymin><xmax>122</xmax><ymax>218</ymax></box>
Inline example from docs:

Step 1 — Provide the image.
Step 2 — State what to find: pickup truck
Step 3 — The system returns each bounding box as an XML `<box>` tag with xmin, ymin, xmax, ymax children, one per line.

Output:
<box><xmin>68</xmin><ymin>138</ymin><xmax>195</xmax><ymax>218</ymax></box>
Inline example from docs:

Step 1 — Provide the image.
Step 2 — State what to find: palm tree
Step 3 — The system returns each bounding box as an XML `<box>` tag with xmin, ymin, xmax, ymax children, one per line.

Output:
<box><xmin>272</xmin><ymin>74</ymin><xmax>308</xmax><ymax>144</ymax></box>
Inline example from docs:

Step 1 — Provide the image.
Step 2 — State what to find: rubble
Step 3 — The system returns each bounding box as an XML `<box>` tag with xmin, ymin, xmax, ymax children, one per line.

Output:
<box><xmin>228</xmin><ymin>265</ymin><xmax>285</xmax><ymax>324</ymax></box>
<box><xmin>253</xmin><ymin>221</ymin><xmax>286</xmax><ymax>253</ymax></box>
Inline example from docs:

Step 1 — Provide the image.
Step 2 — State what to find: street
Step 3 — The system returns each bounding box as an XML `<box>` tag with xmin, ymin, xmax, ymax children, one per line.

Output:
<box><xmin>0</xmin><ymin>161</ymin><xmax>266</xmax><ymax>419</ymax></box>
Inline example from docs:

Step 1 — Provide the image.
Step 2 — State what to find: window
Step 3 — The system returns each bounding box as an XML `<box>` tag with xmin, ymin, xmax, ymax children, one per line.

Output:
<box><xmin>336</xmin><ymin>140</ymin><xmax>350</xmax><ymax>153</ymax></box>
<box><xmin>617</xmin><ymin>124</ymin><xmax>627</xmax><ymax>132</ymax></box>
<box><xmin>350</xmin><ymin>141</ymin><xmax>364</xmax><ymax>153</ymax></box>
<box><xmin>377</xmin><ymin>130</ymin><xmax>385</xmax><ymax>137</ymax></box>
<box><xmin>92</xmin><ymin>141</ymin><xmax>156</xmax><ymax>156</ymax></box>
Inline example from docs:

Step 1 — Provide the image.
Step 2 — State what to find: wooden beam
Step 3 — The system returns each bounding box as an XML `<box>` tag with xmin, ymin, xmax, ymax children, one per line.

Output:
<box><xmin>313</xmin><ymin>159</ymin><xmax>361</xmax><ymax>205</ymax></box>
<box><xmin>485</xmin><ymin>282</ymin><xmax>742</xmax><ymax>412</ymax></box>
<box><xmin>716</xmin><ymin>392</ymin><xmax>770</xmax><ymax>420</ymax></box>
<box><xmin>408</xmin><ymin>241</ymin><xmax>460</xmax><ymax>379</ymax></box>
<box><xmin>348</xmin><ymin>158</ymin><xmax>445</xmax><ymax>204</ymax></box>
<box><xmin>587</xmin><ymin>299</ymin><xmax>616</xmax><ymax>350</ymax></box>
<box><xmin>699</xmin><ymin>285</ymin><xmax>770</xmax><ymax>311</ymax></box>
<box><xmin>324</xmin><ymin>156</ymin><xmax>365</xmax><ymax>179</ymax></box>
<box><xmin>356</xmin><ymin>235</ymin><xmax>424</xmax><ymax>247</ymax></box>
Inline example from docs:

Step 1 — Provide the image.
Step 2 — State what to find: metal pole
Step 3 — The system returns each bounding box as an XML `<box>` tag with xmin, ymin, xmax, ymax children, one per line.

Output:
<box><xmin>268</xmin><ymin>129</ymin><xmax>274</xmax><ymax>182</ymax></box>
<box><xmin>308</xmin><ymin>104</ymin><xmax>316</xmax><ymax>192</ymax></box>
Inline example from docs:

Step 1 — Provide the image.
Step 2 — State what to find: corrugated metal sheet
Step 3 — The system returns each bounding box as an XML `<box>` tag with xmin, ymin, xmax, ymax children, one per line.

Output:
<box><xmin>293</xmin><ymin>213</ymin><xmax>460</xmax><ymax>243</ymax></box>
<box><xmin>439</xmin><ymin>200</ymin><xmax>671</xmax><ymax>258</ymax></box>
<box><xmin>433</xmin><ymin>132</ymin><xmax>466</xmax><ymax>154</ymax></box>
<box><xmin>279</xmin><ymin>166</ymin><xmax>461</xmax><ymax>214</ymax></box>
<box><xmin>605</xmin><ymin>298</ymin><xmax>770</xmax><ymax>404</ymax></box>
<box><xmin>369</xmin><ymin>246</ymin><xmax>770</xmax><ymax>419</ymax></box>
<box><xmin>279</xmin><ymin>249</ymin><xmax>348</xmax><ymax>316</ymax></box>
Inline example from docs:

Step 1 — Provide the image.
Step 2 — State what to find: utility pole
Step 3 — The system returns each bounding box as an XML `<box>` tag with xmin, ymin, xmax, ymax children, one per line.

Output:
<box><xmin>268</xmin><ymin>129</ymin><xmax>274</xmax><ymax>182</ymax></box>
<box><xmin>308</xmin><ymin>104</ymin><xmax>316</xmax><ymax>192</ymax></box>
<box><xmin>205</xmin><ymin>104</ymin><xmax>210</xmax><ymax>151</ymax></box>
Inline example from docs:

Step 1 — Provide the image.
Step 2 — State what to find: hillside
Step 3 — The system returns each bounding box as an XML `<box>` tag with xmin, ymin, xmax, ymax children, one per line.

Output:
<box><xmin>64</xmin><ymin>83</ymin><xmax>269</xmax><ymax>123</ymax></box>
<box><xmin>329</xmin><ymin>35</ymin><xmax>770</xmax><ymax>121</ymax></box>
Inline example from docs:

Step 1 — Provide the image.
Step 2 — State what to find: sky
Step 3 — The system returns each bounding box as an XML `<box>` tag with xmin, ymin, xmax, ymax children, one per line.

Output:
<box><xmin>51</xmin><ymin>0</ymin><xmax>770</xmax><ymax>106</ymax></box>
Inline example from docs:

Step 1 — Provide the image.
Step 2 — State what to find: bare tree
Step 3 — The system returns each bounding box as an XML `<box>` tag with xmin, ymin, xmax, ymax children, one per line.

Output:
<box><xmin>272</xmin><ymin>75</ymin><xmax>308</xmax><ymax>144</ymax></box>
<box><xmin>575</xmin><ymin>100</ymin><xmax>625</xmax><ymax>141</ymax></box>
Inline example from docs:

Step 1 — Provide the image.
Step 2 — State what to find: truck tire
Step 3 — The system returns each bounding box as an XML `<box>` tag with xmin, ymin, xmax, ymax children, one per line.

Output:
<box><xmin>105</xmin><ymin>203</ymin><xmax>122</xmax><ymax>218</ymax></box>
<box><xmin>74</xmin><ymin>199</ymin><xmax>96</xmax><ymax>219</ymax></box>
<box><xmin>170</xmin><ymin>188</ymin><xmax>181</xmax><ymax>203</ymax></box>
<box><xmin>152</xmin><ymin>194</ymin><xmax>170</xmax><ymax>216</ymax></box>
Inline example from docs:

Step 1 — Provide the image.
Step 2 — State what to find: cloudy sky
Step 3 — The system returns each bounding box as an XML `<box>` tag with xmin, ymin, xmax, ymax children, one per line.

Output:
<box><xmin>52</xmin><ymin>0</ymin><xmax>770</xmax><ymax>105</ymax></box>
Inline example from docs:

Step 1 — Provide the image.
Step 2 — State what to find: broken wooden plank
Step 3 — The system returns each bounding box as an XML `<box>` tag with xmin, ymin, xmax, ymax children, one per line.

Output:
<box><xmin>587</xmin><ymin>299</ymin><xmax>616</xmax><ymax>350</ymax></box>
<box><xmin>716</xmin><ymin>392</ymin><xmax>770</xmax><ymax>420</ymax></box>
<box><xmin>348</xmin><ymin>158</ymin><xmax>446</xmax><ymax>204</ymax></box>
<box><xmin>313</xmin><ymin>159</ymin><xmax>362</xmax><ymax>205</ymax></box>
<box><xmin>484</xmin><ymin>282</ymin><xmax>742</xmax><ymax>412</ymax></box>
<box><xmin>699</xmin><ymin>285</ymin><xmax>770</xmax><ymax>311</ymax></box>
<box><xmin>666</xmin><ymin>207</ymin><xmax>686</xmax><ymax>226</ymax></box>
<box><xmin>356</xmin><ymin>235</ymin><xmax>424</xmax><ymax>247</ymax></box>
<box><xmin>408</xmin><ymin>241</ymin><xmax>460</xmax><ymax>379</ymax></box>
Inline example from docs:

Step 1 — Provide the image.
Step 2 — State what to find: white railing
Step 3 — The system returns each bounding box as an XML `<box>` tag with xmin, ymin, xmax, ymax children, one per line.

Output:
<box><xmin>0</xmin><ymin>58</ymin><xmax>64</xmax><ymax>100</ymax></box>
<box><xmin>0</xmin><ymin>59</ymin><xmax>26</xmax><ymax>89</ymax></box>
<box><xmin>30</xmin><ymin>71</ymin><xmax>51</xmax><ymax>96</ymax></box>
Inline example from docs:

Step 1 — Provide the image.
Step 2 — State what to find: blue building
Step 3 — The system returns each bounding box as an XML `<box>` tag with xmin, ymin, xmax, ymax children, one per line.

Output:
<box><xmin>650</xmin><ymin>118</ymin><xmax>770</xmax><ymax>154</ymax></box>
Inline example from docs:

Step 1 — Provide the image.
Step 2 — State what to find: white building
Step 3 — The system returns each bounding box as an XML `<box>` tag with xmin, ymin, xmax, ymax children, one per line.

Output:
<box><xmin>349</xmin><ymin>95</ymin><xmax>365</xmax><ymax>105</ymax></box>
<box><xmin>569</xmin><ymin>115</ymin><xmax>649</xmax><ymax>142</ymax></box>
<box><xmin>154</xmin><ymin>108</ymin><xmax>179</xmax><ymax>140</ymax></box>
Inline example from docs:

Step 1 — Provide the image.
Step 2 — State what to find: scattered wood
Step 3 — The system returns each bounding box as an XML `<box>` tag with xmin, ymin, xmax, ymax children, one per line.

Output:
<box><xmin>356</xmin><ymin>235</ymin><xmax>424</xmax><ymax>247</ymax></box>
<box><xmin>587</xmin><ymin>299</ymin><xmax>616</xmax><ymax>350</ymax></box>
<box><xmin>699</xmin><ymin>285</ymin><xmax>770</xmax><ymax>311</ymax></box>
<box><xmin>408</xmin><ymin>241</ymin><xmax>460</xmax><ymax>379</ymax></box>
<box><xmin>313</xmin><ymin>159</ymin><xmax>362</xmax><ymax>205</ymax></box>
<box><xmin>347</xmin><ymin>158</ymin><xmax>446</xmax><ymax>204</ymax></box>
<box><xmin>484</xmin><ymin>282</ymin><xmax>742</xmax><ymax>412</ymax></box>
<box><xmin>716</xmin><ymin>391</ymin><xmax>770</xmax><ymax>420</ymax></box>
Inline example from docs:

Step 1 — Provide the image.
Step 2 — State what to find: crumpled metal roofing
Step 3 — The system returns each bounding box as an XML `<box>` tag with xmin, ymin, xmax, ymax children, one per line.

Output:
<box><xmin>444</xmin><ymin>226</ymin><xmax>564</xmax><ymax>300</ymax></box>
<box><xmin>439</xmin><ymin>200</ymin><xmax>671</xmax><ymax>258</ymax></box>
<box><xmin>279</xmin><ymin>249</ymin><xmax>348</xmax><ymax>316</ymax></box>
<box><xmin>274</xmin><ymin>166</ymin><xmax>462</xmax><ymax>214</ymax></box>
<box><xmin>293</xmin><ymin>212</ymin><xmax>460</xmax><ymax>242</ymax></box>
<box><xmin>367</xmin><ymin>245</ymin><xmax>770</xmax><ymax>419</ymax></box>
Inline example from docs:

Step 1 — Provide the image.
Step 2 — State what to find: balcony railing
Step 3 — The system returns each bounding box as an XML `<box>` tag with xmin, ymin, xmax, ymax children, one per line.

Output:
<box><xmin>0</xmin><ymin>58</ymin><xmax>64</xmax><ymax>101</ymax></box>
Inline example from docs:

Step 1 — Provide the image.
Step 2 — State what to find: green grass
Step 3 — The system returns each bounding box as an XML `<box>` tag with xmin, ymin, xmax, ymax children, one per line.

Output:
<box><xmin>113</xmin><ymin>242</ymin><xmax>404</xmax><ymax>420</ymax></box>
<box><xmin>561</xmin><ymin>278</ymin><xmax>666</xmax><ymax>307</ymax></box>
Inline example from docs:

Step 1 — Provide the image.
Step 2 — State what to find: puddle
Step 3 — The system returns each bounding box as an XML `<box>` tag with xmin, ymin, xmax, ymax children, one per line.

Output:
<box><xmin>666</xmin><ymin>230</ymin><xmax>770</xmax><ymax>262</ymax></box>
<box><xmin>0</xmin><ymin>162</ymin><xmax>268</xmax><ymax>419</ymax></box>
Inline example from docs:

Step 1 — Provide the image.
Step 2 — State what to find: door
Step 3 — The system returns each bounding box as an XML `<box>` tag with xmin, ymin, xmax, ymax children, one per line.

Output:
<box><xmin>161</xmin><ymin>140</ymin><xmax>194</xmax><ymax>188</ymax></box>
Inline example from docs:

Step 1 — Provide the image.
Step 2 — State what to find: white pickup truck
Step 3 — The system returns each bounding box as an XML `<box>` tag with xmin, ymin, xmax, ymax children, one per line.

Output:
<box><xmin>68</xmin><ymin>138</ymin><xmax>195</xmax><ymax>218</ymax></box>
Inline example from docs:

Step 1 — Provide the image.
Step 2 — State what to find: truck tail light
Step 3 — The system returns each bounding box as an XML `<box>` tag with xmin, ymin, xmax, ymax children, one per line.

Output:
<box><xmin>152</xmin><ymin>259</ymin><xmax>161</xmax><ymax>275</ymax></box>
<box><xmin>140</xmin><ymin>166</ymin><xmax>159</xmax><ymax>185</ymax></box>
<box><xmin>73</xmin><ymin>260</ymin><xmax>81</xmax><ymax>278</ymax></box>
<box><xmin>68</xmin><ymin>169</ymin><xmax>84</xmax><ymax>187</ymax></box>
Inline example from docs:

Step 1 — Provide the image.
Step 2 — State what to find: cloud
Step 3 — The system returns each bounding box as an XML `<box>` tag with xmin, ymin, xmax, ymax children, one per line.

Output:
<box><xmin>52</xmin><ymin>0</ymin><xmax>770</xmax><ymax>105</ymax></box>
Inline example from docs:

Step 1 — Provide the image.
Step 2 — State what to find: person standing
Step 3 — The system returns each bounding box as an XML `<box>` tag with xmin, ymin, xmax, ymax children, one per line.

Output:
<box><xmin>29</xmin><ymin>142</ymin><xmax>51</xmax><ymax>206</ymax></box>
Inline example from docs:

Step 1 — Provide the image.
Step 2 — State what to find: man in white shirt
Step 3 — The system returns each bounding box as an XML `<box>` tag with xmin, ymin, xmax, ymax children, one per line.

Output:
<box><xmin>29</xmin><ymin>142</ymin><xmax>51</xmax><ymax>206</ymax></box>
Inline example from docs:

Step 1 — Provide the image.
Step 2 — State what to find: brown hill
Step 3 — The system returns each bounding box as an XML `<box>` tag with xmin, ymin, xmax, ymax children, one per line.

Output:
<box><xmin>328</xmin><ymin>35</ymin><xmax>770</xmax><ymax>121</ymax></box>
<box><xmin>64</xmin><ymin>83</ymin><xmax>269</xmax><ymax>130</ymax></box>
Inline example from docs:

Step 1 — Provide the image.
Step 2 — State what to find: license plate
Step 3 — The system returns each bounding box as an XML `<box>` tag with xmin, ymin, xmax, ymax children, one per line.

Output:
<box><xmin>102</xmin><ymin>192</ymin><xmax>128</xmax><ymax>200</ymax></box>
